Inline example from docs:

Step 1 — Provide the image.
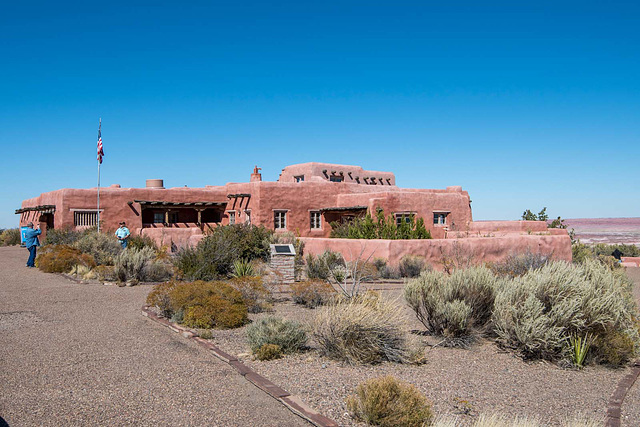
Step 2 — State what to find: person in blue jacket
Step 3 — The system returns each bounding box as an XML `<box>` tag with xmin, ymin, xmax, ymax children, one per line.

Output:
<box><xmin>24</xmin><ymin>222</ymin><xmax>41</xmax><ymax>267</ymax></box>
<box><xmin>115</xmin><ymin>221</ymin><xmax>130</xmax><ymax>249</ymax></box>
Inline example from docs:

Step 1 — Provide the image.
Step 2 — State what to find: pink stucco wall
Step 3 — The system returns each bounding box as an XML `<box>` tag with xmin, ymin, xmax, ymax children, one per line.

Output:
<box><xmin>300</xmin><ymin>233</ymin><xmax>572</xmax><ymax>270</ymax></box>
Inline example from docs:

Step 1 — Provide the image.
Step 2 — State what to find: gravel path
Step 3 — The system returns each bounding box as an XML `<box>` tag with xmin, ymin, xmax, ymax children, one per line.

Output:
<box><xmin>0</xmin><ymin>246</ymin><xmax>309</xmax><ymax>426</ymax></box>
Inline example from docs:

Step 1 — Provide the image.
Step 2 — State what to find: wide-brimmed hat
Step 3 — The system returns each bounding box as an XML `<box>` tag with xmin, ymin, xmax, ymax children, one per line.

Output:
<box><xmin>119</xmin><ymin>221</ymin><xmax>126</xmax><ymax>225</ymax></box>
<box><xmin>26</xmin><ymin>221</ymin><xmax>34</xmax><ymax>227</ymax></box>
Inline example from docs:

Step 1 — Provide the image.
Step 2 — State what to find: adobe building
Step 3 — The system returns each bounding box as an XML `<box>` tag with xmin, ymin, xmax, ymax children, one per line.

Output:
<box><xmin>17</xmin><ymin>162</ymin><xmax>571</xmax><ymax>265</ymax></box>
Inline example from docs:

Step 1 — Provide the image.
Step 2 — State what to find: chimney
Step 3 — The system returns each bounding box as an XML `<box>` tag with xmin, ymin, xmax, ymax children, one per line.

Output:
<box><xmin>146</xmin><ymin>179</ymin><xmax>165</xmax><ymax>189</ymax></box>
<box><xmin>250</xmin><ymin>165</ymin><xmax>262</xmax><ymax>182</ymax></box>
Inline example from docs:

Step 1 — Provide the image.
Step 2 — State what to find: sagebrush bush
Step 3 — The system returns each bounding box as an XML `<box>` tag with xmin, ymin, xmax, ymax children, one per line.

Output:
<box><xmin>246</xmin><ymin>316</ymin><xmax>307</xmax><ymax>355</ymax></box>
<box><xmin>398</xmin><ymin>255</ymin><xmax>427</xmax><ymax>278</ymax></box>
<box><xmin>313</xmin><ymin>293</ymin><xmax>411</xmax><ymax>364</ymax></box>
<box><xmin>255</xmin><ymin>343</ymin><xmax>283</xmax><ymax>361</ymax></box>
<box><xmin>489</xmin><ymin>251</ymin><xmax>551</xmax><ymax>278</ymax></box>
<box><xmin>113</xmin><ymin>247</ymin><xmax>157</xmax><ymax>282</ymax></box>
<box><xmin>0</xmin><ymin>228</ymin><xmax>21</xmax><ymax>246</ymax></box>
<box><xmin>346</xmin><ymin>376</ymin><xmax>433</xmax><ymax>427</ymax></box>
<box><xmin>404</xmin><ymin>267</ymin><xmax>501</xmax><ymax>345</ymax></box>
<box><xmin>147</xmin><ymin>280</ymin><xmax>247</xmax><ymax>329</ymax></box>
<box><xmin>228</xmin><ymin>276</ymin><xmax>270</xmax><ymax>313</ymax></box>
<box><xmin>175</xmin><ymin>224</ymin><xmax>272</xmax><ymax>280</ymax></box>
<box><xmin>373</xmin><ymin>258</ymin><xmax>401</xmax><ymax>280</ymax></box>
<box><xmin>492</xmin><ymin>259</ymin><xmax>640</xmax><ymax>364</ymax></box>
<box><xmin>36</xmin><ymin>245</ymin><xmax>96</xmax><ymax>273</ymax></box>
<box><xmin>74</xmin><ymin>231</ymin><xmax>121</xmax><ymax>265</ymax></box>
<box><xmin>290</xmin><ymin>280</ymin><xmax>336</xmax><ymax>308</ymax></box>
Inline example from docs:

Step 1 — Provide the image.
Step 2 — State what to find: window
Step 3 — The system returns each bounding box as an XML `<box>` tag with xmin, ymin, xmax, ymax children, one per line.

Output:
<box><xmin>310</xmin><ymin>211</ymin><xmax>321</xmax><ymax>229</ymax></box>
<box><xmin>244</xmin><ymin>210</ymin><xmax>251</xmax><ymax>224</ymax></box>
<box><xmin>73</xmin><ymin>211</ymin><xmax>98</xmax><ymax>227</ymax></box>
<box><xmin>395</xmin><ymin>212</ymin><xmax>414</xmax><ymax>227</ymax></box>
<box><xmin>228</xmin><ymin>211</ymin><xmax>236</xmax><ymax>225</ymax></box>
<box><xmin>153</xmin><ymin>212</ymin><xmax>164</xmax><ymax>224</ymax></box>
<box><xmin>294</xmin><ymin>175</ymin><xmax>304</xmax><ymax>182</ymax></box>
<box><xmin>329</xmin><ymin>175</ymin><xmax>344</xmax><ymax>182</ymax></box>
<box><xmin>168</xmin><ymin>212</ymin><xmax>178</xmax><ymax>224</ymax></box>
<box><xmin>434</xmin><ymin>213</ymin><xmax>448</xmax><ymax>225</ymax></box>
<box><xmin>274</xmin><ymin>211</ymin><xmax>287</xmax><ymax>229</ymax></box>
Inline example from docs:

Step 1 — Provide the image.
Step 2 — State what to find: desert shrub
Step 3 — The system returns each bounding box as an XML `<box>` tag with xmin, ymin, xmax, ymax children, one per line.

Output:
<box><xmin>127</xmin><ymin>234</ymin><xmax>159</xmax><ymax>252</ymax></box>
<box><xmin>246</xmin><ymin>316</ymin><xmax>307</xmax><ymax>355</ymax></box>
<box><xmin>373</xmin><ymin>259</ymin><xmax>401</xmax><ymax>280</ymax></box>
<box><xmin>330</xmin><ymin>208</ymin><xmax>432</xmax><ymax>240</ymax></box>
<box><xmin>346</xmin><ymin>376</ymin><xmax>433</xmax><ymax>427</ymax></box>
<box><xmin>36</xmin><ymin>245</ymin><xmax>96</xmax><ymax>273</ymax></box>
<box><xmin>0</xmin><ymin>228</ymin><xmax>21</xmax><ymax>246</ymax></box>
<box><xmin>147</xmin><ymin>281</ymin><xmax>178</xmax><ymax>317</ymax></box>
<box><xmin>175</xmin><ymin>224</ymin><xmax>272</xmax><ymax>281</ymax></box>
<box><xmin>489</xmin><ymin>251</ymin><xmax>552</xmax><ymax>278</ymax></box>
<box><xmin>313</xmin><ymin>293</ymin><xmax>410</xmax><ymax>364</ymax></box>
<box><xmin>143</xmin><ymin>262</ymin><xmax>174</xmax><ymax>282</ymax></box>
<box><xmin>404</xmin><ymin>267</ymin><xmax>501</xmax><ymax>345</ymax></box>
<box><xmin>113</xmin><ymin>246</ymin><xmax>156</xmax><ymax>282</ymax></box>
<box><xmin>93</xmin><ymin>265</ymin><xmax>116</xmax><ymax>281</ymax></box>
<box><xmin>592</xmin><ymin>328</ymin><xmax>638</xmax><ymax>366</ymax></box>
<box><xmin>572</xmin><ymin>242</ymin><xmax>639</xmax><ymax>270</ymax></box>
<box><xmin>492</xmin><ymin>259</ymin><xmax>640</xmax><ymax>364</ymax></box>
<box><xmin>45</xmin><ymin>228</ymin><xmax>85</xmax><ymax>245</ymax></box>
<box><xmin>73</xmin><ymin>231</ymin><xmax>121</xmax><ymax>265</ymax></box>
<box><xmin>398</xmin><ymin>255</ymin><xmax>427</xmax><ymax>278</ymax></box>
<box><xmin>305</xmin><ymin>250</ymin><xmax>345</xmax><ymax>280</ymax></box>
<box><xmin>592</xmin><ymin>243</ymin><xmax>640</xmax><ymax>258</ymax></box>
<box><xmin>228</xmin><ymin>276</ymin><xmax>270</xmax><ymax>313</ymax></box>
<box><xmin>255</xmin><ymin>343</ymin><xmax>283</xmax><ymax>361</ymax></box>
<box><xmin>149</xmin><ymin>280</ymin><xmax>248</xmax><ymax>329</ymax></box>
<box><xmin>270</xmin><ymin>231</ymin><xmax>305</xmax><ymax>280</ymax></box>
<box><xmin>290</xmin><ymin>280</ymin><xmax>336</xmax><ymax>308</ymax></box>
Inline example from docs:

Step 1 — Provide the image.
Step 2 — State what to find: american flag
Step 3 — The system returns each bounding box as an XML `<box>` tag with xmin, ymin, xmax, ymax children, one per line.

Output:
<box><xmin>97</xmin><ymin>120</ymin><xmax>104</xmax><ymax>164</ymax></box>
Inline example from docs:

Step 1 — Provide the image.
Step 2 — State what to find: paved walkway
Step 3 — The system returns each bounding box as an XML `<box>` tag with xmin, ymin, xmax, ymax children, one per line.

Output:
<box><xmin>0</xmin><ymin>247</ymin><xmax>309</xmax><ymax>426</ymax></box>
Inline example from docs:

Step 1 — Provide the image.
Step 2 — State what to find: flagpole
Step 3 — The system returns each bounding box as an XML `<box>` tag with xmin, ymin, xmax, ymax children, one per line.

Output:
<box><xmin>97</xmin><ymin>118</ymin><xmax>101</xmax><ymax>233</ymax></box>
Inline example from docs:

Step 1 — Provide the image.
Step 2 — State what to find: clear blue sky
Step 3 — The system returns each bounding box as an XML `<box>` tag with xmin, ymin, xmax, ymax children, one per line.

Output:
<box><xmin>1</xmin><ymin>0</ymin><xmax>638</xmax><ymax>228</ymax></box>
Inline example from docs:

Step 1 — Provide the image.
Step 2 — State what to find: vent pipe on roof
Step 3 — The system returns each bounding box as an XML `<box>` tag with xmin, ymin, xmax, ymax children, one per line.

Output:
<box><xmin>146</xmin><ymin>179</ymin><xmax>165</xmax><ymax>189</ymax></box>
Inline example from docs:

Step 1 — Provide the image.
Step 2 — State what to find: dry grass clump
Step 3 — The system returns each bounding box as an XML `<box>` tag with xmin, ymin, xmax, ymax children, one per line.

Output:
<box><xmin>346</xmin><ymin>375</ymin><xmax>433</xmax><ymax>427</ymax></box>
<box><xmin>404</xmin><ymin>267</ymin><xmax>502</xmax><ymax>346</ymax></box>
<box><xmin>313</xmin><ymin>292</ymin><xmax>412</xmax><ymax>364</ymax></box>
<box><xmin>493</xmin><ymin>259</ymin><xmax>640</xmax><ymax>365</ymax></box>
<box><xmin>228</xmin><ymin>276</ymin><xmax>271</xmax><ymax>313</ymax></box>
<box><xmin>246</xmin><ymin>316</ymin><xmax>307</xmax><ymax>356</ymax></box>
<box><xmin>36</xmin><ymin>245</ymin><xmax>96</xmax><ymax>273</ymax></box>
<box><xmin>290</xmin><ymin>279</ymin><xmax>336</xmax><ymax>308</ymax></box>
<box><xmin>146</xmin><ymin>280</ymin><xmax>248</xmax><ymax>329</ymax></box>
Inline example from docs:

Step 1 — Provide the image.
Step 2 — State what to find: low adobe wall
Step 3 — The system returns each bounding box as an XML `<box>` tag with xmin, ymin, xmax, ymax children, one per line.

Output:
<box><xmin>300</xmin><ymin>233</ymin><xmax>572</xmax><ymax>270</ymax></box>
<box><xmin>136</xmin><ymin>227</ymin><xmax>204</xmax><ymax>251</ymax></box>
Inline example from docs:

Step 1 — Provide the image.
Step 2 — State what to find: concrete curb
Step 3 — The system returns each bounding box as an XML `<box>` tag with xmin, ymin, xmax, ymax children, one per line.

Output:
<box><xmin>141</xmin><ymin>306</ymin><xmax>339</xmax><ymax>427</ymax></box>
<box><xmin>605</xmin><ymin>360</ymin><xmax>640</xmax><ymax>427</ymax></box>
